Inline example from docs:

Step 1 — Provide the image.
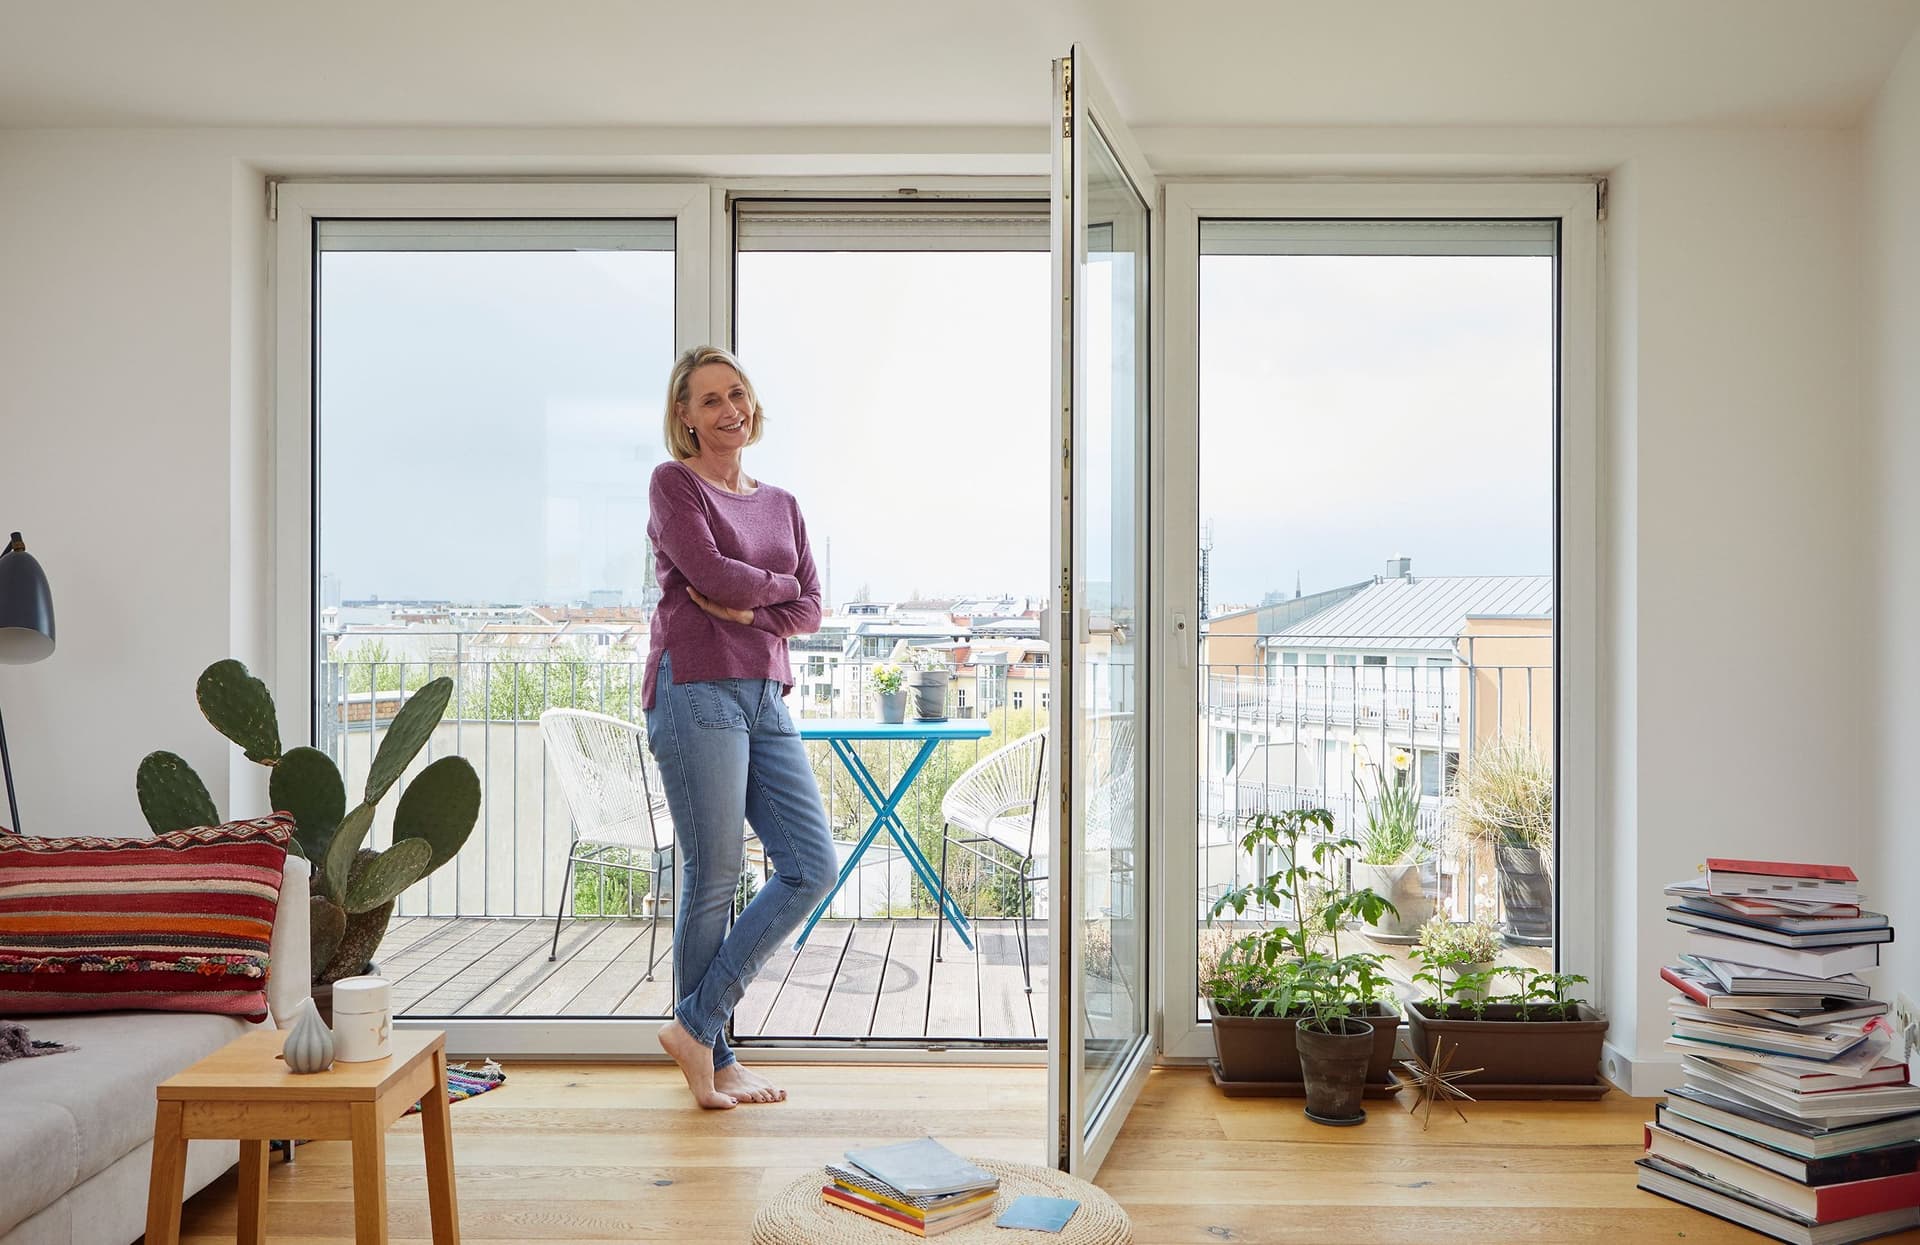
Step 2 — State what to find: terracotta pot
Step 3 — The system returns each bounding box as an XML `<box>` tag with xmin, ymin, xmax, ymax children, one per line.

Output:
<box><xmin>1295</xmin><ymin>1017</ymin><xmax>1376</xmax><ymax>1124</ymax></box>
<box><xmin>1208</xmin><ymin>1001</ymin><xmax>1402</xmax><ymax>1087</ymax></box>
<box><xmin>1405</xmin><ymin>1001</ymin><xmax>1609</xmax><ymax>1092</ymax></box>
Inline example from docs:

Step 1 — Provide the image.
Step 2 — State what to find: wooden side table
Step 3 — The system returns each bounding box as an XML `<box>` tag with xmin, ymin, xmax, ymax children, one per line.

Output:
<box><xmin>145</xmin><ymin>1027</ymin><xmax>460</xmax><ymax>1245</ymax></box>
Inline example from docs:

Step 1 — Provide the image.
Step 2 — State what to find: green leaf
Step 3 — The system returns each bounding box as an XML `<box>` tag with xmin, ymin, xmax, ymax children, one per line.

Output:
<box><xmin>309</xmin><ymin>896</ymin><xmax>347</xmax><ymax>981</ymax></box>
<box><xmin>269</xmin><ymin>746</ymin><xmax>347</xmax><ymax>864</ymax></box>
<box><xmin>391</xmin><ymin>755</ymin><xmax>480</xmax><ymax>873</ymax></box>
<box><xmin>364</xmin><ymin>677</ymin><xmax>452</xmax><ymax>803</ymax></box>
<box><xmin>323</xmin><ymin>803</ymin><xmax>377</xmax><ymax>904</ymax></box>
<box><xmin>344</xmin><ymin>837</ymin><xmax>432</xmax><ymax>914</ymax></box>
<box><xmin>135</xmin><ymin>751</ymin><xmax>220</xmax><ymax>833</ymax></box>
<box><xmin>195</xmin><ymin>660</ymin><xmax>282</xmax><ymax>764</ymax></box>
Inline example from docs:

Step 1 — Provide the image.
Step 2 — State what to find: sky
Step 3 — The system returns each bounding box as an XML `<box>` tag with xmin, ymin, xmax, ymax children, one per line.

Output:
<box><xmin>317</xmin><ymin>245</ymin><xmax>1550</xmax><ymax>612</ymax></box>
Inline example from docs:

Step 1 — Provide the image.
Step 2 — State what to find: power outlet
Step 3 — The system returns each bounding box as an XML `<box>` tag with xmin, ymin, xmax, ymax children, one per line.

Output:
<box><xmin>1895</xmin><ymin>992</ymin><xmax>1920</xmax><ymax>1062</ymax></box>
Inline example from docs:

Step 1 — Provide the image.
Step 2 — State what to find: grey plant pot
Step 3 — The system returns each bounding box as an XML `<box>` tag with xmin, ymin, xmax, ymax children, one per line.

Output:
<box><xmin>877</xmin><ymin>688</ymin><xmax>909</xmax><ymax>724</ymax></box>
<box><xmin>1350</xmin><ymin>860</ymin><xmax>1438</xmax><ymax>942</ymax></box>
<box><xmin>909</xmin><ymin>669</ymin><xmax>951</xmax><ymax>720</ymax></box>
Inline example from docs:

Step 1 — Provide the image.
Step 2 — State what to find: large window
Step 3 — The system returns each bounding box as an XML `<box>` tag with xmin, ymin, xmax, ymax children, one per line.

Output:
<box><xmin>1170</xmin><ymin>198</ymin><xmax>1592</xmax><ymax>1053</ymax></box>
<box><xmin>728</xmin><ymin>200</ymin><xmax>1054</xmax><ymax>1045</ymax></box>
<box><xmin>279</xmin><ymin>184</ymin><xmax>708</xmax><ymax>1046</ymax></box>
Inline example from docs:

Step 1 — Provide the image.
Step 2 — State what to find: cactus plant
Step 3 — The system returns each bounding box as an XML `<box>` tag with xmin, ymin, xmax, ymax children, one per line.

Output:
<box><xmin>137</xmin><ymin>659</ymin><xmax>479</xmax><ymax>987</ymax></box>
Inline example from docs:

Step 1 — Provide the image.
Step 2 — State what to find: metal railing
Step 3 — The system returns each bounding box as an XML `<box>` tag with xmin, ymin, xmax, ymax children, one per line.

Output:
<box><xmin>316</xmin><ymin>629</ymin><xmax>1553</xmax><ymax>949</ymax></box>
<box><xmin>1195</xmin><ymin>637</ymin><xmax>1553</xmax><ymax>934</ymax></box>
<box><xmin>317</xmin><ymin>634</ymin><xmax>1049</xmax><ymax>922</ymax></box>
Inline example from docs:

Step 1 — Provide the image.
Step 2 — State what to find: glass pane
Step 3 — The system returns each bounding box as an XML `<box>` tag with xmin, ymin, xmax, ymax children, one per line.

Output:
<box><xmin>1194</xmin><ymin>223</ymin><xmax>1557</xmax><ymax>1022</ymax></box>
<box><xmin>1079</xmin><ymin>125</ymin><xmax>1148</xmax><ymax>1117</ymax></box>
<box><xmin>315</xmin><ymin>222</ymin><xmax>676</xmax><ymax>1019</ymax></box>
<box><xmin>734</xmin><ymin>235</ymin><xmax>1051</xmax><ymax>1045</ymax></box>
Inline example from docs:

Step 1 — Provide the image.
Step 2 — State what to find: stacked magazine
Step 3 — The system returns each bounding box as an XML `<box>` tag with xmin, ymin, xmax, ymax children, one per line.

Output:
<box><xmin>823</xmin><ymin>1138</ymin><xmax>1001</xmax><ymax>1236</ymax></box>
<box><xmin>1640</xmin><ymin>858</ymin><xmax>1920</xmax><ymax>1243</ymax></box>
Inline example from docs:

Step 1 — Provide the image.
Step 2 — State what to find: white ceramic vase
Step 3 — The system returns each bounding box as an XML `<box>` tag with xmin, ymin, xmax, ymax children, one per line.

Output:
<box><xmin>282</xmin><ymin>996</ymin><xmax>335</xmax><ymax>1074</ymax></box>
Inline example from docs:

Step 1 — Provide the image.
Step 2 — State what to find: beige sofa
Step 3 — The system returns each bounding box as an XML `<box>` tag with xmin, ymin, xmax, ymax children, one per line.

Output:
<box><xmin>0</xmin><ymin>857</ymin><xmax>311</xmax><ymax>1245</ymax></box>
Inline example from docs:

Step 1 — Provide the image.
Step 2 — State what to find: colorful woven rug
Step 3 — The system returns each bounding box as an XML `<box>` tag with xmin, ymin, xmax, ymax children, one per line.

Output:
<box><xmin>405</xmin><ymin>1058</ymin><xmax>506</xmax><ymax>1115</ymax></box>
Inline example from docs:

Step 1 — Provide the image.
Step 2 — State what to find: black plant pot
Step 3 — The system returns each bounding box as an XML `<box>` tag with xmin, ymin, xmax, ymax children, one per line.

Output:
<box><xmin>1495</xmin><ymin>846</ymin><xmax>1554</xmax><ymax>944</ymax></box>
<box><xmin>1295</xmin><ymin>1018</ymin><xmax>1375</xmax><ymax>1125</ymax></box>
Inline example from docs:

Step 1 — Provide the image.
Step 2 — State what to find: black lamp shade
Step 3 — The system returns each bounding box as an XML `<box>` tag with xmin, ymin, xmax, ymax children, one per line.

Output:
<box><xmin>0</xmin><ymin>533</ymin><xmax>55</xmax><ymax>666</ymax></box>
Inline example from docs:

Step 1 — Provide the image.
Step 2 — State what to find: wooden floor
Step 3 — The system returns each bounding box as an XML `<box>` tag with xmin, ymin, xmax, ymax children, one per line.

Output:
<box><xmin>166</xmin><ymin>1062</ymin><xmax>1920</xmax><ymax>1244</ymax></box>
<box><xmin>377</xmin><ymin>916</ymin><xmax>1050</xmax><ymax>1041</ymax></box>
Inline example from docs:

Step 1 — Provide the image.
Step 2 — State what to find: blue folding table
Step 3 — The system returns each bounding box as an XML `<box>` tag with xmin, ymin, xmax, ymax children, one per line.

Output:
<box><xmin>793</xmin><ymin>717</ymin><xmax>992</xmax><ymax>950</ymax></box>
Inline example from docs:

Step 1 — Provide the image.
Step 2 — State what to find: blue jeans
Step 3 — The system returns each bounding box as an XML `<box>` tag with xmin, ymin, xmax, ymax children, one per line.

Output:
<box><xmin>644</xmin><ymin>652</ymin><xmax>836</xmax><ymax>1070</ymax></box>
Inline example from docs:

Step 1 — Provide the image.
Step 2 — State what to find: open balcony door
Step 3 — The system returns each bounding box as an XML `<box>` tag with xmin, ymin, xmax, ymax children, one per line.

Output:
<box><xmin>1049</xmin><ymin>46</ymin><xmax>1156</xmax><ymax>1177</ymax></box>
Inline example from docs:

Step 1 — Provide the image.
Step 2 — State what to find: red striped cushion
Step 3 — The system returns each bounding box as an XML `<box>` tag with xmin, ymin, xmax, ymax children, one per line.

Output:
<box><xmin>0</xmin><ymin>814</ymin><xmax>292</xmax><ymax>1021</ymax></box>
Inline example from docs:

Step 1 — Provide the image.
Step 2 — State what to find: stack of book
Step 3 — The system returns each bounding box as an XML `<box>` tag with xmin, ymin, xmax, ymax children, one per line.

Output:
<box><xmin>1639</xmin><ymin>858</ymin><xmax>1920</xmax><ymax>1243</ymax></box>
<box><xmin>823</xmin><ymin>1138</ymin><xmax>1000</xmax><ymax>1236</ymax></box>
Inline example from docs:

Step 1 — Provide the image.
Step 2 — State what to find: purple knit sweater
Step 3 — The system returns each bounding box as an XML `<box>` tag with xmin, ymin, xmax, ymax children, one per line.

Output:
<box><xmin>642</xmin><ymin>459</ymin><xmax>822</xmax><ymax>710</ymax></box>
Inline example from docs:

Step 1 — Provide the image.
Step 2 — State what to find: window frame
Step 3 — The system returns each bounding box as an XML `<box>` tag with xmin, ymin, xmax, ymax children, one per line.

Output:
<box><xmin>271</xmin><ymin>182</ymin><xmax>713</xmax><ymax>728</ymax></box>
<box><xmin>1155</xmin><ymin>181</ymin><xmax>1600</xmax><ymax>1064</ymax></box>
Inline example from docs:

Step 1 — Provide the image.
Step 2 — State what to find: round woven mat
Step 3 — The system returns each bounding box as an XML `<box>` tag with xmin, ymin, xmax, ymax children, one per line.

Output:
<box><xmin>752</xmin><ymin>1156</ymin><xmax>1133</xmax><ymax>1245</ymax></box>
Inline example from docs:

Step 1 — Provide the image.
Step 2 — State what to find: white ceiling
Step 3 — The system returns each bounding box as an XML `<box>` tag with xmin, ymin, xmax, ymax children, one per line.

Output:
<box><xmin>2</xmin><ymin>0</ymin><xmax>1917</xmax><ymax>131</ymax></box>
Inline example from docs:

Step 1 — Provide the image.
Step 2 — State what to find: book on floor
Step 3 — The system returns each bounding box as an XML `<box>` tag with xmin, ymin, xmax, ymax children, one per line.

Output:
<box><xmin>1636</xmin><ymin>1157</ymin><xmax>1920</xmax><ymax>1245</ymax></box>
<box><xmin>1644</xmin><ymin>1123</ymin><xmax>1920</xmax><ymax>1222</ymax></box>
<box><xmin>1667</xmin><ymin>907</ymin><xmax>1895</xmax><ymax>949</ymax></box>
<box><xmin>1668</xmin><ymin>1015</ymin><xmax>1875</xmax><ymax>1061</ymax></box>
<box><xmin>843</xmin><ymin>1138</ymin><xmax>999</xmax><ymax>1199</ymax></box>
<box><xmin>1682</xmin><ymin>1056</ymin><xmax>1920</xmax><ymax>1127</ymax></box>
<box><xmin>1667</xmin><ymin>996</ymin><xmax>1892</xmax><ymax>1031</ymax></box>
<box><xmin>1663</xmin><ymin>1033</ymin><xmax>1889</xmax><ymax>1080</ymax></box>
<box><xmin>1705</xmin><ymin>859</ymin><xmax>1861</xmax><ymax>906</ymax></box>
<box><xmin>1731</xmin><ymin>1060</ymin><xmax>1915</xmax><ymax>1097</ymax></box>
<box><xmin>1687</xmin><ymin>931</ymin><xmax>1883</xmax><ymax>980</ymax></box>
<box><xmin>1667</xmin><ymin>878</ymin><xmax>1869</xmax><ymax>923</ymax></box>
<box><xmin>1664</xmin><ymin>1086</ymin><xmax>1920</xmax><ymax>1160</ymax></box>
<box><xmin>1662</xmin><ymin>962</ymin><xmax>1855</xmax><ymax>1012</ymax></box>
<box><xmin>1653</xmin><ymin>1105</ymin><xmax>1920</xmax><ymax>1186</ymax></box>
<box><xmin>1689</xmin><ymin>956</ymin><xmax>1874</xmax><ymax>1000</ymax></box>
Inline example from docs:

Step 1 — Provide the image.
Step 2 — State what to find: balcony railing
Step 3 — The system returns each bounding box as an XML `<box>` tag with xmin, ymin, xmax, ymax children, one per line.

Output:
<box><xmin>317</xmin><ymin>637</ymin><xmax>1048</xmax><ymax>924</ymax></box>
<box><xmin>319</xmin><ymin>627</ymin><xmax>1555</xmax><ymax>1029</ymax></box>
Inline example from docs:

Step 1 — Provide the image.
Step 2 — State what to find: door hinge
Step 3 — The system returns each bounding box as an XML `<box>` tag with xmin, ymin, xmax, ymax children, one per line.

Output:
<box><xmin>1061</xmin><ymin>58</ymin><xmax>1073</xmax><ymax>140</ymax></box>
<box><xmin>265</xmin><ymin>177</ymin><xmax>281</xmax><ymax>222</ymax></box>
<box><xmin>1595</xmin><ymin>178</ymin><xmax>1609</xmax><ymax>222</ymax></box>
<box><xmin>1058</xmin><ymin>1112</ymin><xmax>1070</xmax><ymax>1168</ymax></box>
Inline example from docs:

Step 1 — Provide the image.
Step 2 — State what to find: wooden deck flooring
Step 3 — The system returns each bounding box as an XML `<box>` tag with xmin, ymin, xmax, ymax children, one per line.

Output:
<box><xmin>375</xmin><ymin>916</ymin><xmax>1050</xmax><ymax>1041</ymax></box>
<box><xmin>375</xmin><ymin>914</ymin><xmax>1550</xmax><ymax>1043</ymax></box>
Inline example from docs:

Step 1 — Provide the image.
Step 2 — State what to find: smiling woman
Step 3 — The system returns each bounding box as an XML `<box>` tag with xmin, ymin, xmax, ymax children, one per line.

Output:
<box><xmin>641</xmin><ymin>345</ymin><xmax>838</xmax><ymax>1112</ymax></box>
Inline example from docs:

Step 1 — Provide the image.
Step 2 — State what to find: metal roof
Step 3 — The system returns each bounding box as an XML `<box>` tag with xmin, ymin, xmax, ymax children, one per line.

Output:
<box><xmin>1269</xmin><ymin>575</ymin><xmax>1551</xmax><ymax>651</ymax></box>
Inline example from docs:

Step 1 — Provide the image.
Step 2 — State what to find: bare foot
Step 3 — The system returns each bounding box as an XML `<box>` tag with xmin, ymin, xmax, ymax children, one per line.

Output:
<box><xmin>659</xmin><ymin>1020</ymin><xmax>737</xmax><ymax>1110</ymax></box>
<box><xmin>715</xmin><ymin>1061</ymin><xmax>787</xmax><ymax>1104</ymax></box>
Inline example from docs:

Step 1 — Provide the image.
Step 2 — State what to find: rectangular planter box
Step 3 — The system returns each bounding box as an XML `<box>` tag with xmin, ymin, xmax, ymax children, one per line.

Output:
<box><xmin>1209</xmin><ymin>1002</ymin><xmax>1402</xmax><ymax>1088</ymax></box>
<box><xmin>1405</xmin><ymin>1002</ymin><xmax>1609</xmax><ymax>1093</ymax></box>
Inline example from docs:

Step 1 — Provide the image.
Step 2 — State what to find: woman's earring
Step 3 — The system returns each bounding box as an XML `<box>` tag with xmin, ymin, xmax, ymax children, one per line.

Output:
<box><xmin>686</xmin><ymin>426</ymin><xmax>694</xmax><ymax>434</ymax></box>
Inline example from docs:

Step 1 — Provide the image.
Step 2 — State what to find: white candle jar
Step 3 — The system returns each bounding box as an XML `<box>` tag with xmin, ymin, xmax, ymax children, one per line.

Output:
<box><xmin>331</xmin><ymin>975</ymin><xmax>393</xmax><ymax>1062</ymax></box>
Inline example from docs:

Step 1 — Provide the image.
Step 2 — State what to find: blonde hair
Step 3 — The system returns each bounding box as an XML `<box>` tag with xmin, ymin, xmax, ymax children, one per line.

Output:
<box><xmin>664</xmin><ymin>345</ymin><xmax>766</xmax><ymax>460</ymax></box>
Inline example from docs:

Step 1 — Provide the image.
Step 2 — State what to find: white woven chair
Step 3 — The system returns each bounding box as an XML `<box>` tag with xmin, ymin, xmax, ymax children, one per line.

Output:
<box><xmin>539</xmin><ymin>709</ymin><xmax>673</xmax><ymax>979</ymax></box>
<box><xmin>936</xmin><ymin>731</ymin><xmax>1048</xmax><ymax>990</ymax></box>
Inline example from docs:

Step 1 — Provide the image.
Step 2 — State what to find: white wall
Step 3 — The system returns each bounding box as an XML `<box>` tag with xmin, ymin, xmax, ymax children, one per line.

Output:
<box><xmin>0</xmin><ymin>122</ymin><xmax>1876</xmax><ymax>1089</ymax></box>
<box><xmin>1869</xmin><ymin>32</ymin><xmax>1920</xmax><ymax>1026</ymax></box>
